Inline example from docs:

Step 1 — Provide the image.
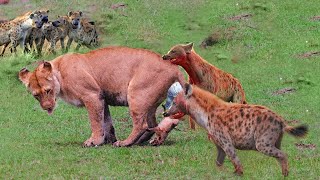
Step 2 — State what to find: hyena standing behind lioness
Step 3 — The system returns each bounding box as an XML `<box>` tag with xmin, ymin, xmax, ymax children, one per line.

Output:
<box><xmin>165</xmin><ymin>84</ymin><xmax>308</xmax><ymax>177</ymax></box>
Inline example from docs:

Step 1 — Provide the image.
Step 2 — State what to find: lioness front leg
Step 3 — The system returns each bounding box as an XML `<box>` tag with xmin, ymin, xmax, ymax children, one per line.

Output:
<box><xmin>83</xmin><ymin>96</ymin><xmax>106</xmax><ymax>147</ymax></box>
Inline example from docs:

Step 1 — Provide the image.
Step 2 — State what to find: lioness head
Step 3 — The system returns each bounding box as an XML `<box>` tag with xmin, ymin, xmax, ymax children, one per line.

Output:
<box><xmin>19</xmin><ymin>62</ymin><xmax>60</xmax><ymax>115</ymax></box>
<box><xmin>162</xmin><ymin>43</ymin><xmax>194</xmax><ymax>65</ymax></box>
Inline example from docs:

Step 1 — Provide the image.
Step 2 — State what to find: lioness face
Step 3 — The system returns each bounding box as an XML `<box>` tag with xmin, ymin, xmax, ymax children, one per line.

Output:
<box><xmin>162</xmin><ymin>43</ymin><xmax>194</xmax><ymax>65</ymax></box>
<box><xmin>19</xmin><ymin>62</ymin><xmax>60</xmax><ymax>115</ymax></box>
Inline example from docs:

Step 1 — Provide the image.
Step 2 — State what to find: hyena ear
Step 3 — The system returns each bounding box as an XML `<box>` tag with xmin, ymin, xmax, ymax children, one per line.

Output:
<box><xmin>29</xmin><ymin>13</ymin><xmax>35</xmax><ymax>19</ymax></box>
<box><xmin>19</xmin><ymin>68</ymin><xmax>31</xmax><ymax>86</ymax></box>
<box><xmin>79</xmin><ymin>11</ymin><xmax>83</xmax><ymax>16</ymax></box>
<box><xmin>88</xmin><ymin>21</ymin><xmax>95</xmax><ymax>25</ymax></box>
<box><xmin>183</xmin><ymin>42</ymin><xmax>194</xmax><ymax>54</ymax></box>
<box><xmin>184</xmin><ymin>83</ymin><xmax>193</xmax><ymax>98</ymax></box>
<box><xmin>67</xmin><ymin>11</ymin><xmax>73</xmax><ymax>17</ymax></box>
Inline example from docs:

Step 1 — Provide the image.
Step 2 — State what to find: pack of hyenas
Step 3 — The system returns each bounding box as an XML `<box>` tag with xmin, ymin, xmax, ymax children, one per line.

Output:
<box><xmin>17</xmin><ymin>10</ymin><xmax>308</xmax><ymax>177</ymax></box>
<box><xmin>0</xmin><ymin>10</ymin><xmax>98</xmax><ymax>57</ymax></box>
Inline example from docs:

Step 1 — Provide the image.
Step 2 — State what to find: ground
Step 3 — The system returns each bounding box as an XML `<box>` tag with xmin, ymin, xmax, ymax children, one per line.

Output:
<box><xmin>0</xmin><ymin>0</ymin><xmax>319</xmax><ymax>179</ymax></box>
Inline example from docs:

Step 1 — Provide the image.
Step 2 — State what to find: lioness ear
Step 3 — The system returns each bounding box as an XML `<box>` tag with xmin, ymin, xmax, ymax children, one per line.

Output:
<box><xmin>19</xmin><ymin>68</ymin><xmax>31</xmax><ymax>86</ymax></box>
<box><xmin>183</xmin><ymin>42</ymin><xmax>194</xmax><ymax>54</ymax></box>
<box><xmin>42</xmin><ymin>61</ymin><xmax>52</xmax><ymax>72</ymax></box>
<box><xmin>184</xmin><ymin>83</ymin><xmax>193</xmax><ymax>98</ymax></box>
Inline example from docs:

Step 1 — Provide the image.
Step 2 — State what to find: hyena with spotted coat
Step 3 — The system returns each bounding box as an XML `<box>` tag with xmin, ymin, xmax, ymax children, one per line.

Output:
<box><xmin>165</xmin><ymin>84</ymin><xmax>308</xmax><ymax>176</ymax></box>
<box><xmin>163</xmin><ymin>43</ymin><xmax>246</xmax><ymax>130</ymax></box>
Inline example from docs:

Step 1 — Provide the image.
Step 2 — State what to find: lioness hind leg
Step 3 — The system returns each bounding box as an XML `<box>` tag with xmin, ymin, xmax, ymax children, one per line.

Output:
<box><xmin>104</xmin><ymin>105</ymin><xmax>117</xmax><ymax>144</ymax></box>
<box><xmin>135</xmin><ymin>107</ymin><xmax>158</xmax><ymax>145</ymax></box>
<box><xmin>113</xmin><ymin>112</ymin><xmax>147</xmax><ymax>147</ymax></box>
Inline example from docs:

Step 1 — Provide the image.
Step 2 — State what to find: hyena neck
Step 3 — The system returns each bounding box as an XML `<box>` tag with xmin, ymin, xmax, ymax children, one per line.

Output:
<box><xmin>184</xmin><ymin>52</ymin><xmax>212</xmax><ymax>85</ymax></box>
<box><xmin>187</xmin><ymin>87</ymin><xmax>227</xmax><ymax>127</ymax></box>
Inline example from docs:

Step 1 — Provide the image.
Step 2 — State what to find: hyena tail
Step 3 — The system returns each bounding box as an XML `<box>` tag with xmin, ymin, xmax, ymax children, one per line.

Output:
<box><xmin>285</xmin><ymin>124</ymin><xmax>308</xmax><ymax>138</ymax></box>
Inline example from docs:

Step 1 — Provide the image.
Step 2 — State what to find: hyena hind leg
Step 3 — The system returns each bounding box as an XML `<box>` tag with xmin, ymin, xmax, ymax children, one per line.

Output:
<box><xmin>256</xmin><ymin>143</ymin><xmax>288</xmax><ymax>177</ymax></box>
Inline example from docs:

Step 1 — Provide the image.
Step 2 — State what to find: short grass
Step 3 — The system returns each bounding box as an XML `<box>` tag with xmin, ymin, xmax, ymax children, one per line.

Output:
<box><xmin>0</xmin><ymin>0</ymin><xmax>319</xmax><ymax>179</ymax></box>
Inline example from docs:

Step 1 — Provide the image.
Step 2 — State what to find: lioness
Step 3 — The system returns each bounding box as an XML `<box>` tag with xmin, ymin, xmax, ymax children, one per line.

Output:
<box><xmin>19</xmin><ymin>46</ymin><xmax>185</xmax><ymax>147</ymax></box>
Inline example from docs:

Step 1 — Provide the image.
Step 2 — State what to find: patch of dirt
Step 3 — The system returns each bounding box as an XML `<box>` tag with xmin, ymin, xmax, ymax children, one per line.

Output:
<box><xmin>310</xmin><ymin>16</ymin><xmax>320</xmax><ymax>21</ymax></box>
<box><xmin>272</xmin><ymin>87</ymin><xmax>296</xmax><ymax>96</ymax></box>
<box><xmin>200</xmin><ymin>27</ymin><xmax>237</xmax><ymax>48</ymax></box>
<box><xmin>228</xmin><ymin>13</ymin><xmax>252</xmax><ymax>21</ymax></box>
<box><xmin>111</xmin><ymin>3</ymin><xmax>127</xmax><ymax>9</ymax></box>
<box><xmin>297</xmin><ymin>51</ymin><xmax>320</xmax><ymax>58</ymax></box>
<box><xmin>295</xmin><ymin>143</ymin><xmax>316</xmax><ymax>150</ymax></box>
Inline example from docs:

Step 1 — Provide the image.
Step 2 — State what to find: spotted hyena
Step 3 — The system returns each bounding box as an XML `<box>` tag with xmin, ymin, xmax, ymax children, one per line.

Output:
<box><xmin>65</xmin><ymin>11</ymin><xmax>83</xmax><ymax>51</ymax></box>
<box><xmin>163</xmin><ymin>43</ymin><xmax>246</xmax><ymax>130</ymax></box>
<box><xmin>25</xmin><ymin>9</ymin><xmax>50</xmax><ymax>56</ymax></box>
<box><xmin>0</xmin><ymin>11</ymin><xmax>44</xmax><ymax>56</ymax></box>
<box><xmin>165</xmin><ymin>83</ymin><xmax>308</xmax><ymax>176</ymax></box>
<box><xmin>75</xmin><ymin>18</ymin><xmax>99</xmax><ymax>50</ymax></box>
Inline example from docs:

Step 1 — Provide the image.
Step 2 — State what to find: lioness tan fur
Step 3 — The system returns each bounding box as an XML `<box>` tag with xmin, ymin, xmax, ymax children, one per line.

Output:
<box><xmin>19</xmin><ymin>46</ymin><xmax>185</xmax><ymax>147</ymax></box>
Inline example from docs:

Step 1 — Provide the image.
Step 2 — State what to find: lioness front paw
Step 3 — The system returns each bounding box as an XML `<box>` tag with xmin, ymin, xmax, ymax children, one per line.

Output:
<box><xmin>83</xmin><ymin>136</ymin><xmax>105</xmax><ymax>147</ymax></box>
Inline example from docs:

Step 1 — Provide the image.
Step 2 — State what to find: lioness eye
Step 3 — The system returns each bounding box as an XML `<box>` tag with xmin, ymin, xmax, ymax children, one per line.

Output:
<box><xmin>171</xmin><ymin>50</ymin><xmax>176</xmax><ymax>53</ymax></box>
<box><xmin>45</xmin><ymin>89</ymin><xmax>51</xmax><ymax>94</ymax></box>
<box><xmin>33</xmin><ymin>94</ymin><xmax>40</xmax><ymax>100</ymax></box>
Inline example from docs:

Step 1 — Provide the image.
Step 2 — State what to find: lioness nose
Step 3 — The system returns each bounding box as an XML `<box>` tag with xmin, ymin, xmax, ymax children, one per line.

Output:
<box><xmin>41</xmin><ymin>101</ymin><xmax>53</xmax><ymax>110</ymax></box>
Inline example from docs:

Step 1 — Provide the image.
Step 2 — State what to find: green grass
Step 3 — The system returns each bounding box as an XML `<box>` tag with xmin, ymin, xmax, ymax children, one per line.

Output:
<box><xmin>0</xmin><ymin>0</ymin><xmax>319</xmax><ymax>179</ymax></box>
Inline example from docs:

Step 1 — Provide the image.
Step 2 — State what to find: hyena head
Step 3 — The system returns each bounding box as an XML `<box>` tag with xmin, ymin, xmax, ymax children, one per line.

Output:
<box><xmin>165</xmin><ymin>83</ymin><xmax>193</xmax><ymax>118</ymax></box>
<box><xmin>67</xmin><ymin>11</ymin><xmax>83</xmax><ymax>29</ymax></box>
<box><xmin>19</xmin><ymin>62</ymin><xmax>60</xmax><ymax>115</ymax></box>
<box><xmin>38</xmin><ymin>9</ymin><xmax>50</xmax><ymax>23</ymax></box>
<box><xmin>162</xmin><ymin>42</ymin><xmax>194</xmax><ymax>65</ymax></box>
<box><xmin>32</xmin><ymin>9</ymin><xmax>50</xmax><ymax>29</ymax></box>
<box><xmin>52</xmin><ymin>15</ymin><xmax>68</xmax><ymax>27</ymax></box>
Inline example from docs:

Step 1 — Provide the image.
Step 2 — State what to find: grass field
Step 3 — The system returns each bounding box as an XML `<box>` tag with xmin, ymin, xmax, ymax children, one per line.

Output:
<box><xmin>0</xmin><ymin>0</ymin><xmax>319</xmax><ymax>179</ymax></box>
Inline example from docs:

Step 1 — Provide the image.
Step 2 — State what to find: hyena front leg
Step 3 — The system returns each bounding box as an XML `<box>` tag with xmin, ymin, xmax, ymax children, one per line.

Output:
<box><xmin>212</xmin><ymin>133</ymin><xmax>243</xmax><ymax>175</ymax></box>
<box><xmin>215</xmin><ymin>144</ymin><xmax>226</xmax><ymax>166</ymax></box>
